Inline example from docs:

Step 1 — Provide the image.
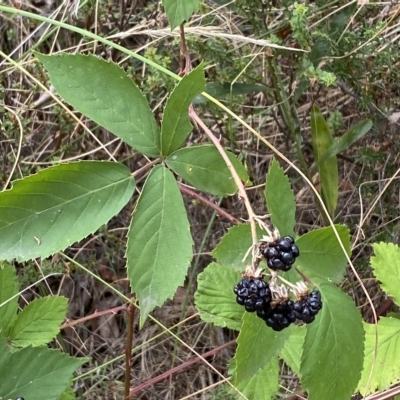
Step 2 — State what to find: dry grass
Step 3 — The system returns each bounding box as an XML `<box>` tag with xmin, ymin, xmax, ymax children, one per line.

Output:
<box><xmin>2</xmin><ymin>0</ymin><xmax>400</xmax><ymax>399</ymax></box>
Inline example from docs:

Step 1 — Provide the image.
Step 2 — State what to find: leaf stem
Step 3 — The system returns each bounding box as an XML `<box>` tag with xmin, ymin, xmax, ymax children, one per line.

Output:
<box><xmin>189</xmin><ymin>107</ymin><xmax>259</xmax><ymax>256</ymax></box>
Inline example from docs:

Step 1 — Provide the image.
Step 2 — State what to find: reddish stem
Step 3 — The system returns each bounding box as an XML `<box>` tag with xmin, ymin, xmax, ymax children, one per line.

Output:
<box><xmin>124</xmin><ymin>302</ymin><xmax>136</xmax><ymax>399</ymax></box>
<box><xmin>179</xmin><ymin>183</ymin><xmax>240</xmax><ymax>224</ymax></box>
<box><xmin>60</xmin><ymin>304</ymin><xmax>126</xmax><ymax>330</ymax></box>
<box><xmin>129</xmin><ymin>340</ymin><xmax>235</xmax><ymax>396</ymax></box>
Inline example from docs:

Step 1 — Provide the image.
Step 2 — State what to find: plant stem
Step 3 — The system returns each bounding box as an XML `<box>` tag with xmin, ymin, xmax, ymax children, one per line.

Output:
<box><xmin>189</xmin><ymin>107</ymin><xmax>259</xmax><ymax>253</ymax></box>
<box><xmin>124</xmin><ymin>302</ymin><xmax>136</xmax><ymax>399</ymax></box>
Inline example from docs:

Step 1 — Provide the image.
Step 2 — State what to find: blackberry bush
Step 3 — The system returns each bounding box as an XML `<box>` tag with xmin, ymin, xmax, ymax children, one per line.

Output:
<box><xmin>261</xmin><ymin>235</ymin><xmax>300</xmax><ymax>272</ymax></box>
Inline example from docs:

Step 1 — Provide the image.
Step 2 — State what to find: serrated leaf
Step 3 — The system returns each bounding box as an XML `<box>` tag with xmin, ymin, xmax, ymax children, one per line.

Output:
<box><xmin>235</xmin><ymin>312</ymin><xmax>290</xmax><ymax>383</ymax></box>
<box><xmin>10</xmin><ymin>296</ymin><xmax>68</xmax><ymax>347</ymax></box>
<box><xmin>195</xmin><ymin>263</ymin><xmax>243</xmax><ymax>330</ymax></box>
<box><xmin>0</xmin><ymin>342</ymin><xmax>88</xmax><ymax>400</ymax></box>
<box><xmin>234</xmin><ymin>357</ymin><xmax>279</xmax><ymax>400</ymax></box>
<box><xmin>265</xmin><ymin>158</ymin><xmax>296</xmax><ymax>237</ymax></box>
<box><xmin>126</xmin><ymin>165</ymin><xmax>193</xmax><ymax>327</ymax></box>
<box><xmin>311</xmin><ymin>105</ymin><xmax>338</xmax><ymax>217</ymax></box>
<box><xmin>161</xmin><ymin>64</ymin><xmax>206</xmax><ymax>155</ymax></box>
<box><xmin>211</xmin><ymin>224</ymin><xmax>263</xmax><ymax>271</ymax></box>
<box><xmin>0</xmin><ymin>161</ymin><xmax>135</xmax><ymax>262</ymax></box>
<box><xmin>280</xmin><ymin>326</ymin><xmax>306</xmax><ymax>375</ymax></box>
<box><xmin>371</xmin><ymin>242</ymin><xmax>400</xmax><ymax>306</ymax></box>
<box><xmin>35</xmin><ymin>53</ymin><xmax>160</xmax><ymax>157</ymax></box>
<box><xmin>357</xmin><ymin>318</ymin><xmax>400</xmax><ymax>395</ymax></box>
<box><xmin>0</xmin><ymin>262</ymin><xmax>19</xmax><ymax>334</ymax></box>
<box><xmin>296</xmin><ymin>225</ymin><xmax>350</xmax><ymax>283</ymax></box>
<box><xmin>162</xmin><ymin>0</ymin><xmax>200</xmax><ymax>30</ymax></box>
<box><xmin>317</xmin><ymin>119</ymin><xmax>372</xmax><ymax>165</ymax></box>
<box><xmin>166</xmin><ymin>145</ymin><xmax>250</xmax><ymax>196</ymax></box>
<box><xmin>300</xmin><ymin>283</ymin><xmax>364</xmax><ymax>400</ymax></box>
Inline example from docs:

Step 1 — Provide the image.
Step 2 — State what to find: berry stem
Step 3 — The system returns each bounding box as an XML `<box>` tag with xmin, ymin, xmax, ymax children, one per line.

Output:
<box><xmin>189</xmin><ymin>107</ymin><xmax>259</xmax><ymax>267</ymax></box>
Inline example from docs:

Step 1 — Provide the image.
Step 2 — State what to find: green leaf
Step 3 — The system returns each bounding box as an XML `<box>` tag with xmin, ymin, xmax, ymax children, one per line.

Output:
<box><xmin>280</xmin><ymin>326</ymin><xmax>306</xmax><ymax>375</ymax></box>
<box><xmin>126</xmin><ymin>165</ymin><xmax>193</xmax><ymax>326</ymax></box>
<box><xmin>357</xmin><ymin>318</ymin><xmax>400</xmax><ymax>395</ymax></box>
<box><xmin>371</xmin><ymin>242</ymin><xmax>400</xmax><ymax>306</ymax></box>
<box><xmin>195</xmin><ymin>263</ymin><xmax>243</xmax><ymax>331</ymax></box>
<box><xmin>57</xmin><ymin>386</ymin><xmax>75</xmax><ymax>400</ymax></box>
<box><xmin>317</xmin><ymin>119</ymin><xmax>372</xmax><ymax>165</ymax></box>
<box><xmin>296</xmin><ymin>225</ymin><xmax>350</xmax><ymax>283</ymax></box>
<box><xmin>0</xmin><ymin>262</ymin><xmax>19</xmax><ymax>334</ymax></box>
<box><xmin>35</xmin><ymin>53</ymin><xmax>160</xmax><ymax>157</ymax></box>
<box><xmin>265</xmin><ymin>158</ymin><xmax>296</xmax><ymax>237</ymax></box>
<box><xmin>9</xmin><ymin>296</ymin><xmax>68</xmax><ymax>348</ymax></box>
<box><xmin>234</xmin><ymin>357</ymin><xmax>279</xmax><ymax>400</ymax></box>
<box><xmin>0</xmin><ymin>161</ymin><xmax>135</xmax><ymax>262</ymax></box>
<box><xmin>166</xmin><ymin>145</ymin><xmax>250</xmax><ymax>196</ymax></box>
<box><xmin>162</xmin><ymin>0</ymin><xmax>200</xmax><ymax>30</ymax></box>
<box><xmin>211</xmin><ymin>224</ymin><xmax>264</xmax><ymax>271</ymax></box>
<box><xmin>0</xmin><ymin>341</ymin><xmax>88</xmax><ymax>400</ymax></box>
<box><xmin>311</xmin><ymin>105</ymin><xmax>338</xmax><ymax>217</ymax></box>
<box><xmin>300</xmin><ymin>283</ymin><xmax>364</xmax><ymax>400</ymax></box>
<box><xmin>235</xmin><ymin>312</ymin><xmax>290</xmax><ymax>383</ymax></box>
<box><xmin>161</xmin><ymin>64</ymin><xmax>206</xmax><ymax>155</ymax></box>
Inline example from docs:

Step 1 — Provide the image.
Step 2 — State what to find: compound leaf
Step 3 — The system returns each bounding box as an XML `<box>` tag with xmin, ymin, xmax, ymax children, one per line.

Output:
<box><xmin>0</xmin><ymin>161</ymin><xmax>135</xmax><ymax>262</ymax></box>
<box><xmin>36</xmin><ymin>53</ymin><xmax>160</xmax><ymax>157</ymax></box>
<box><xmin>166</xmin><ymin>145</ymin><xmax>250</xmax><ymax>196</ymax></box>
<box><xmin>0</xmin><ymin>340</ymin><xmax>88</xmax><ymax>400</ymax></box>
<box><xmin>300</xmin><ymin>283</ymin><xmax>364</xmax><ymax>400</ymax></box>
<box><xmin>296</xmin><ymin>225</ymin><xmax>350</xmax><ymax>283</ymax></box>
<box><xmin>371</xmin><ymin>242</ymin><xmax>400</xmax><ymax>306</ymax></box>
<box><xmin>9</xmin><ymin>296</ymin><xmax>68</xmax><ymax>348</ymax></box>
<box><xmin>195</xmin><ymin>263</ymin><xmax>243</xmax><ymax>331</ymax></box>
<box><xmin>126</xmin><ymin>165</ymin><xmax>193</xmax><ymax>327</ymax></box>
<box><xmin>211</xmin><ymin>224</ymin><xmax>264</xmax><ymax>271</ymax></box>
<box><xmin>311</xmin><ymin>105</ymin><xmax>338</xmax><ymax>217</ymax></box>
<box><xmin>265</xmin><ymin>158</ymin><xmax>296</xmax><ymax>237</ymax></box>
<box><xmin>161</xmin><ymin>64</ymin><xmax>206</xmax><ymax>155</ymax></box>
<box><xmin>357</xmin><ymin>317</ymin><xmax>400</xmax><ymax>395</ymax></box>
<box><xmin>162</xmin><ymin>0</ymin><xmax>200</xmax><ymax>30</ymax></box>
<box><xmin>0</xmin><ymin>263</ymin><xmax>19</xmax><ymax>334</ymax></box>
<box><xmin>235</xmin><ymin>312</ymin><xmax>290</xmax><ymax>383</ymax></box>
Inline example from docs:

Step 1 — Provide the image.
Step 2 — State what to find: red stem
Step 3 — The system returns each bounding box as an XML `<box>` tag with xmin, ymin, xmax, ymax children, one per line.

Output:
<box><xmin>129</xmin><ymin>340</ymin><xmax>235</xmax><ymax>396</ymax></box>
<box><xmin>179</xmin><ymin>183</ymin><xmax>240</xmax><ymax>224</ymax></box>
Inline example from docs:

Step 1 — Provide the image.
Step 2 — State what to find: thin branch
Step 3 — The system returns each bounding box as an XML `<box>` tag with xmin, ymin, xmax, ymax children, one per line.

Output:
<box><xmin>189</xmin><ymin>107</ymin><xmax>259</xmax><ymax>256</ymax></box>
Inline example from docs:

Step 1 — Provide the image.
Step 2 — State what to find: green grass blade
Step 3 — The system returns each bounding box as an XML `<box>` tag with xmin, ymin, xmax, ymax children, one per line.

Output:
<box><xmin>311</xmin><ymin>105</ymin><xmax>338</xmax><ymax>217</ymax></box>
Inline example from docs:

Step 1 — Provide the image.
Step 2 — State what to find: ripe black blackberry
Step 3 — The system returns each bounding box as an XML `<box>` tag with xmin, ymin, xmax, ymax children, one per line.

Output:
<box><xmin>233</xmin><ymin>277</ymin><xmax>271</xmax><ymax>312</ymax></box>
<box><xmin>262</xmin><ymin>236</ymin><xmax>300</xmax><ymax>272</ymax></box>
<box><xmin>259</xmin><ymin>300</ymin><xmax>296</xmax><ymax>331</ymax></box>
<box><xmin>292</xmin><ymin>290</ymin><xmax>322</xmax><ymax>323</ymax></box>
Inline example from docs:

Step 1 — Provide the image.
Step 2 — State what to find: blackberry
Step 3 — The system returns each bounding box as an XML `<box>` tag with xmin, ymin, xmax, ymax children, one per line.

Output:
<box><xmin>234</xmin><ymin>277</ymin><xmax>271</xmax><ymax>312</ymax></box>
<box><xmin>292</xmin><ymin>290</ymin><xmax>322</xmax><ymax>323</ymax></box>
<box><xmin>260</xmin><ymin>301</ymin><xmax>296</xmax><ymax>331</ymax></box>
<box><xmin>262</xmin><ymin>235</ymin><xmax>300</xmax><ymax>272</ymax></box>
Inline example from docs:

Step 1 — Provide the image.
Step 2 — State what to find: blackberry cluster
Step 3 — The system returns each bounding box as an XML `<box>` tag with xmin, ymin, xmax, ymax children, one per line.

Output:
<box><xmin>258</xmin><ymin>300</ymin><xmax>296</xmax><ymax>331</ymax></box>
<box><xmin>262</xmin><ymin>236</ymin><xmax>300</xmax><ymax>272</ymax></box>
<box><xmin>234</xmin><ymin>277</ymin><xmax>323</xmax><ymax>331</ymax></box>
<box><xmin>292</xmin><ymin>291</ymin><xmax>323</xmax><ymax>323</ymax></box>
<box><xmin>234</xmin><ymin>277</ymin><xmax>271</xmax><ymax>312</ymax></box>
